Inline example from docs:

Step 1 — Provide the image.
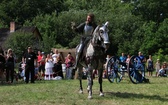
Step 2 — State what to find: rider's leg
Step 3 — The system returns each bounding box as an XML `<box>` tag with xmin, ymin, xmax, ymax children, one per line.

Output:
<box><xmin>74</xmin><ymin>43</ymin><xmax>83</xmax><ymax>69</ymax></box>
<box><xmin>74</xmin><ymin>36</ymin><xmax>90</xmax><ymax>69</ymax></box>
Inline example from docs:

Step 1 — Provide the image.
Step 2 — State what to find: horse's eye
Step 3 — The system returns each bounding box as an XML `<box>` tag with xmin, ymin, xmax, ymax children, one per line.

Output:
<box><xmin>100</xmin><ymin>30</ymin><xmax>104</xmax><ymax>33</ymax></box>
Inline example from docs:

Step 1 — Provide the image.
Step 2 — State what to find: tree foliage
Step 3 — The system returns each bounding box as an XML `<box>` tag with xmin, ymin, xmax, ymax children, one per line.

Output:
<box><xmin>1</xmin><ymin>0</ymin><xmax>168</xmax><ymax>58</ymax></box>
<box><xmin>0</xmin><ymin>0</ymin><xmax>65</xmax><ymax>26</ymax></box>
<box><xmin>4</xmin><ymin>32</ymin><xmax>36</xmax><ymax>60</ymax></box>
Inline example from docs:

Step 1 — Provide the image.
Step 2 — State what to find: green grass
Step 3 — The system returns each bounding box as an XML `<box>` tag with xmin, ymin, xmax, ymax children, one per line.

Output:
<box><xmin>0</xmin><ymin>76</ymin><xmax>168</xmax><ymax>105</ymax></box>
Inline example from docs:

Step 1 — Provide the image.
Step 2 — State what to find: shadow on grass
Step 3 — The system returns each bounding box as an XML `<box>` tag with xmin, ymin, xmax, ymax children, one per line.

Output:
<box><xmin>104</xmin><ymin>91</ymin><xmax>168</xmax><ymax>102</ymax></box>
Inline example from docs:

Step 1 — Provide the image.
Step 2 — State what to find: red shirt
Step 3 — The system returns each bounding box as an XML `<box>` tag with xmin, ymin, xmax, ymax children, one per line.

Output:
<box><xmin>37</xmin><ymin>55</ymin><xmax>45</xmax><ymax>65</ymax></box>
<box><xmin>37</xmin><ymin>55</ymin><xmax>42</xmax><ymax>63</ymax></box>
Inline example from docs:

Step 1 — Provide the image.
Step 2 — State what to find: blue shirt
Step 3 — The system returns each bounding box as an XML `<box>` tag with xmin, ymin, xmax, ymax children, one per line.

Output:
<box><xmin>119</xmin><ymin>56</ymin><xmax>127</xmax><ymax>62</ymax></box>
<box><xmin>139</xmin><ymin>55</ymin><xmax>145</xmax><ymax>62</ymax></box>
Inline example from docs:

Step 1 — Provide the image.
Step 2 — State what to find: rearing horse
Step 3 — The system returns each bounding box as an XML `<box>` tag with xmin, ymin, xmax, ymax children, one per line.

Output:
<box><xmin>76</xmin><ymin>22</ymin><xmax>110</xmax><ymax>99</ymax></box>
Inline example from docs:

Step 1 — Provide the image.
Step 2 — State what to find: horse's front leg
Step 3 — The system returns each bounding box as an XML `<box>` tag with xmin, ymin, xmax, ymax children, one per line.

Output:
<box><xmin>79</xmin><ymin>79</ymin><xmax>83</xmax><ymax>94</ymax></box>
<box><xmin>98</xmin><ymin>68</ymin><xmax>104</xmax><ymax>97</ymax></box>
<box><xmin>87</xmin><ymin>64</ymin><xmax>93</xmax><ymax>99</ymax></box>
<box><xmin>77</xmin><ymin>67</ymin><xmax>83</xmax><ymax>94</ymax></box>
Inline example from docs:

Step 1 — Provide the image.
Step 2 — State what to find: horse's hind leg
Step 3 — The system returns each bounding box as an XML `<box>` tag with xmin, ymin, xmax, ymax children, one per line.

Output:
<box><xmin>87</xmin><ymin>65</ymin><xmax>93</xmax><ymax>99</ymax></box>
<box><xmin>98</xmin><ymin>68</ymin><xmax>104</xmax><ymax>97</ymax></box>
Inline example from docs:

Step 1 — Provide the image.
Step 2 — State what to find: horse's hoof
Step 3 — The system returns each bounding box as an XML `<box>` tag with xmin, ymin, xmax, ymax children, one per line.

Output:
<box><xmin>79</xmin><ymin>90</ymin><xmax>83</xmax><ymax>94</ymax></box>
<box><xmin>88</xmin><ymin>96</ymin><xmax>92</xmax><ymax>99</ymax></box>
<box><xmin>87</xmin><ymin>86</ymin><xmax>90</xmax><ymax>90</ymax></box>
<box><xmin>99</xmin><ymin>93</ymin><xmax>104</xmax><ymax>97</ymax></box>
<box><xmin>87</xmin><ymin>86</ymin><xmax>90</xmax><ymax>93</ymax></box>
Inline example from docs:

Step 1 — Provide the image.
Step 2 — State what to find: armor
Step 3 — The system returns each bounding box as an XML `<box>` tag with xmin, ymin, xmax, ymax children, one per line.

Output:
<box><xmin>84</xmin><ymin>24</ymin><xmax>94</xmax><ymax>36</ymax></box>
<box><xmin>74</xmin><ymin>24</ymin><xmax>94</xmax><ymax>69</ymax></box>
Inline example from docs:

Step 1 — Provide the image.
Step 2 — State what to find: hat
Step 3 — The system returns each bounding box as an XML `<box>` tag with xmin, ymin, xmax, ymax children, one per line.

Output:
<box><xmin>157</xmin><ymin>59</ymin><xmax>159</xmax><ymax>61</ymax></box>
<box><xmin>42</xmin><ymin>52</ymin><xmax>44</xmax><ymax>54</ymax></box>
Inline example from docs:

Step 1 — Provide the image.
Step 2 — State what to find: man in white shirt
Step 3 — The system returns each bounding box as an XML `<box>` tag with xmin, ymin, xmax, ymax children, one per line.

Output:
<box><xmin>52</xmin><ymin>49</ymin><xmax>60</xmax><ymax>64</ymax></box>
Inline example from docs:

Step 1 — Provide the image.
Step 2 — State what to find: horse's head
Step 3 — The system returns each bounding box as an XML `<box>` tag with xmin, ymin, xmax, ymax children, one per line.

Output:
<box><xmin>92</xmin><ymin>21</ymin><xmax>110</xmax><ymax>49</ymax></box>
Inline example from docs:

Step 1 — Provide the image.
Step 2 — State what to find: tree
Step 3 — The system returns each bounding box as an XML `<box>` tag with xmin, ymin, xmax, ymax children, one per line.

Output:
<box><xmin>132</xmin><ymin>0</ymin><xmax>168</xmax><ymax>24</ymax></box>
<box><xmin>0</xmin><ymin>0</ymin><xmax>65</xmax><ymax>26</ymax></box>
<box><xmin>4</xmin><ymin>32</ymin><xmax>37</xmax><ymax>60</ymax></box>
<box><xmin>1</xmin><ymin>0</ymin><xmax>168</xmax><ymax>57</ymax></box>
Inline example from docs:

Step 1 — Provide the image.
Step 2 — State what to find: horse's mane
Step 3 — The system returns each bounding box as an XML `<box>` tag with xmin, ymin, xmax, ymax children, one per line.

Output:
<box><xmin>92</xmin><ymin>25</ymin><xmax>102</xmax><ymax>46</ymax></box>
<box><xmin>92</xmin><ymin>25</ymin><xmax>99</xmax><ymax>43</ymax></box>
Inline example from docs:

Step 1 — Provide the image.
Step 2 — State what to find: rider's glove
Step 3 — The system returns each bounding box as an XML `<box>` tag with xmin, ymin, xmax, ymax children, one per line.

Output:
<box><xmin>71</xmin><ymin>22</ymin><xmax>76</xmax><ymax>30</ymax></box>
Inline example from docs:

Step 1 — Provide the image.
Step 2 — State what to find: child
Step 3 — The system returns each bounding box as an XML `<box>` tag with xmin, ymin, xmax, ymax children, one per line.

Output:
<box><xmin>18</xmin><ymin>57</ymin><xmax>26</xmax><ymax>80</ymax></box>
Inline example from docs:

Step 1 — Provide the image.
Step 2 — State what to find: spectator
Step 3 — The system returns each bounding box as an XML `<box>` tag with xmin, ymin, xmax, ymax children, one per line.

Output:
<box><xmin>18</xmin><ymin>57</ymin><xmax>26</xmax><ymax>80</ymax></box>
<box><xmin>53</xmin><ymin>55</ymin><xmax>64</xmax><ymax>79</ymax></box>
<box><xmin>103</xmin><ymin>54</ymin><xmax>111</xmax><ymax>78</ymax></box>
<box><xmin>105</xmin><ymin>55</ymin><xmax>111</xmax><ymax>67</ymax></box>
<box><xmin>138</xmin><ymin>52</ymin><xmax>146</xmax><ymax>70</ymax></box>
<box><xmin>126</xmin><ymin>54</ymin><xmax>131</xmax><ymax>64</ymax></box>
<box><xmin>155</xmin><ymin>59</ymin><xmax>161</xmax><ymax>77</ymax></box>
<box><xmin>65</xmin><ymin>52</ymin><xmax>75</xmax><ymax>79</ymax></box>
<box><xmin>125</xmin><ymin>54</ymin><xmax>131</xmax><ymax>75</ymax></box>
<box><xmin>37</xmin><ymin>51</ymin><xmax>45</xmax><ymax>80</ymax></box>
<box><xmin>137</xmin><ymin>51</ymin><xmax>146</xmax><ymax>78</ymax></box>
<box><xmin>45</xmin><ymin>54</ymin><xmax>54</xmax><ymax>80</ymax></box>
<box><xmin>34</xmin><ymin>61</ymin><xmax>39</xmax><ymax>80</ymax></box>
<box><xmin>6</xmin><ymin>48</ymin><xmax>15</xmax><ymax>83</ymax></box>
<box><xmin>163</xmin><ymin>62</ymin><xmax>168</xmax><ymax>75</ymax></box>
<box><xmin>52</xmin><ymin>49</ymin><xmax>60</xmax><ymax>64</ymax></box>
<box><xmin>24</xmin><ymin>47</ymin><xmax>37</xmax><ymax>83</ymax></box>
<box><xmin>119</xmin><ymin>53</ymin><xmax>127</xmax><ymax>63</ymax></box>
<box><xmin>0</xmin><ymin>52</ymin><xmax>6</xmax><ymax>80</ymax></box>
<box><xmin>158</xmin><ymin>63</ymin><xmax>167</xmax><ymax>77</ymax></box>
<box><xmin>119</xmin><ymin>53</ymin><xmax>127</xmax><ymax>76</ymax></box>
<box><xmin>146</xmin><ymin>55</ymin><xmax>154</xmax><ymax>76</ymax></box>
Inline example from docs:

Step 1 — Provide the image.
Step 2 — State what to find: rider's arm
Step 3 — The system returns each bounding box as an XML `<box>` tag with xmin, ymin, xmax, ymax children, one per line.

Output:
<box><xmin>73</xmin><ymin>22</ymin><xmax>85</xmax><ymax>33</ymax></box>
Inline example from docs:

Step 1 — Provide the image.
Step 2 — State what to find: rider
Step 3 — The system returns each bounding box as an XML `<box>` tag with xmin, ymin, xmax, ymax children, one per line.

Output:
<box><xmin>71</xmin><ymin>13</ymin><xmax>97</xmax><ymax>69</ymax></box>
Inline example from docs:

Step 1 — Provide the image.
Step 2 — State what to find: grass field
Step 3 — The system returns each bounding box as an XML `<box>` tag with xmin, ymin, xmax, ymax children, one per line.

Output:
<box><xmin>0</xmin><ymin>76</ymin><xmax>168</xmax><ymax>105</ymax></box>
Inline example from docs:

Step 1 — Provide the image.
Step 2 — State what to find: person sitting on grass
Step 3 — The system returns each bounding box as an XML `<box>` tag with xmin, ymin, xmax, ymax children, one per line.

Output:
<box><xmin>158</xmin><ymin>64</ymin><xmax>167</xmax><ymax>77</ymax></box>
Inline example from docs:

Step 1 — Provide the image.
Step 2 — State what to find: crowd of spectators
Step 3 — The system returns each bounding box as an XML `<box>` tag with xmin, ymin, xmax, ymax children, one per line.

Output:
<box><xmin>0</xmin><ymin>45</ymin><xmax>168</xmax><ymax>84</ymax></box>
<box><xmin>0</xmin><ymin>46</ymin><xmax>77</xmax><ymax>84</ymax></box>
<box><xmin>103</xmin><ymin>52</ymin><xmax>168</xmax><ymax>78</ymax></box>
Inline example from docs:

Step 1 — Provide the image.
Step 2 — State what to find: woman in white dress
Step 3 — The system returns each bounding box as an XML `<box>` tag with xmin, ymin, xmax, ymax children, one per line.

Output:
<box><xmin>45</xmin><ymin>54</ymin><xmax>54</xmax><ymax>80</ymax></box>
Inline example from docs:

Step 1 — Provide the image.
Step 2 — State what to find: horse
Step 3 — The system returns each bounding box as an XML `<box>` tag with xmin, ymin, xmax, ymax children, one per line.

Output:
<box><xmin>76</xmin><ymin>22</ymin><xmax>110</xmax><ymax>99</ymax></box>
